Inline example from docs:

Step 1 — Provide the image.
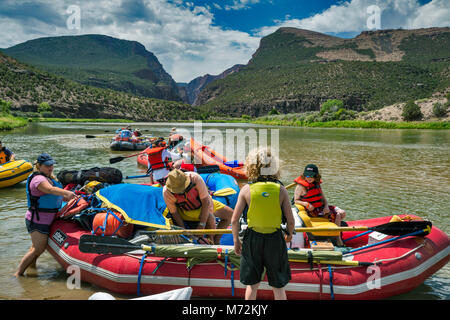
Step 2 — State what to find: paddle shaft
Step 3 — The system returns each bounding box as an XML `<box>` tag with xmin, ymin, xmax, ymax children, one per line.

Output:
<box><xmin>141</xmin><ymin>221</ymin><xmax>431</xmax><ymax>236</ymax></box>
<box><xmin>110</xmin><ymin>151</ymin><xmax>146</xmax><ymax>164</ymax></box>
<box><xmin>143</xmin><ymin>226</ymin><xmax>373</xmax><ymax>236</ymax></box>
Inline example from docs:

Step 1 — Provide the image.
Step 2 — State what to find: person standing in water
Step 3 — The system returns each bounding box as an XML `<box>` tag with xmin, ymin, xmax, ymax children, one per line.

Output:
<box><xmin>14</xmin><ymin>153</ymin><xmax>76</xmax><ymax>277</ymax></box>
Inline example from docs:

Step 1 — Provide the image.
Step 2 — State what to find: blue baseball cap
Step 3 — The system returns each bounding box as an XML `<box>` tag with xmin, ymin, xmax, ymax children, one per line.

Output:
<box><xmin>36</xmin><ymin>153</ymin><xmax>56</xmax><ymax>166</ymax></box>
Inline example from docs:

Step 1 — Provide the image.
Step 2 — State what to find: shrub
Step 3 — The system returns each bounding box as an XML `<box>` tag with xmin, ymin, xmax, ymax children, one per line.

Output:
<box><xmin>38</xmin><ymin>102</ymin><xmax>52</xmax><ymax>114</ymax></box>
<box><xmin>0</xmin><ymin>99</ymin><xmax>12</xmax><ymax>114</ymax></box>
<box><xmin>268</xmin><ymin>108</ymin><xmax>279</xmax><ymax>115</ymax></box>
<box><xmin>402</xmin><ymin>100</ymin><xmax>423</xmax><ymax>121</ymax></box>
<box><xmin>320</xmin><ymin>99</ymin><xmax>344</xmax><ymax>115</ymax></box>
<box><xmin>432</xmin><ymin>102</ymin><xmax>447</xmax><ymax>118</ymax></box>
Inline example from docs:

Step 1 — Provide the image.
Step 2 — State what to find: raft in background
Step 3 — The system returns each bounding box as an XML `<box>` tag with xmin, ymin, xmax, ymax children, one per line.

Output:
<box><xmin>0</xmin><ymin>160</ymin><xmax>33</xmax><ymax>188</ymax></box>
<box><xmin>110</xmin><ymin>140</ymin><xmax>151</xmax><ymax>151</ymax></box>
<box><xmin>188</xmin><ymin>138</ymin><xmax>247</xmax><ymax>180</ymax></box>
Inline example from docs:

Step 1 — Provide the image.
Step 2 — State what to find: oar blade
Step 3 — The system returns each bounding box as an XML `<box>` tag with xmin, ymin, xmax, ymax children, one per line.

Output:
<box><xmin>109</xmin><ymin>156</ymin><xmax>125</xmax><ymax>164</ymax></box>
<box><xmin>79</xmin><ymin>234</ymin><xmax>140</xmax><ymax>254</ymax></box>
<box><xmin>372</xmin><ymin>220</ymin><xmax>432</xmax><ymax>236</ymax></box>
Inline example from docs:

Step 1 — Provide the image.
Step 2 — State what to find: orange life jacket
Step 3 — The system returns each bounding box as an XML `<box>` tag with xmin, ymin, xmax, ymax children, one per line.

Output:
<box><xmin>172</xmin><ymin>182</ymin><xmax>202</xmax><ymax>211</ymax></box>
<box><xmin>0</xmin><ymin>148</ymin><xmax>10</xmax><ymax>164</ymax></box>
<box><xmin>294</xmin><ymin>176</ymin><xmax>324</xmax><ymax>211</ymax></box>
<box><xmin>146</xmin><ymin>147</ymin><xmax>170</xmax><ymax>171</ymax></box>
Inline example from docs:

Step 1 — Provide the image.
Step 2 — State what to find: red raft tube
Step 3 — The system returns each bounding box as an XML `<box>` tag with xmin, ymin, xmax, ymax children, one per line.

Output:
<box><xmin>47</xmin><ymin>215</ymin><xmax>449</xmax><ymax>299</ymax></box>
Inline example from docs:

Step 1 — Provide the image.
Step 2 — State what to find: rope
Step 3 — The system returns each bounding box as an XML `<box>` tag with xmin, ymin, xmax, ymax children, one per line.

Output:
<box><xmin>328</xmin><ymin>265</ymin><xmax>335</xmax><ymax>300</ymax></box>
<box><xmin>137</xmin><ymin>252</ymin><xmax>148</xmax><ymax>296</ymax></box>
<box><xmin>372</xmin><ymin>240</ymin><xmax>427</xmax><ymax>264</ymax></box>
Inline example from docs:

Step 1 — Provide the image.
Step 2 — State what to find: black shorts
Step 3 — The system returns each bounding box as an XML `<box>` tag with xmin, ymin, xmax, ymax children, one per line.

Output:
<box><xmin>239</xmin><ymin>228</ymin><xmax>291</xmax><ymax>288</ymax></box>
<box><xmin>25</xmin><ymin>219</ymin><xmax>51</xmax><ymax>235</ymax></box>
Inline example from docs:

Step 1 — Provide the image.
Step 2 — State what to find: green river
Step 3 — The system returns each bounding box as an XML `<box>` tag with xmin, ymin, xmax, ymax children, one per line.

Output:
<box><xmin>0</xmin><ymin>122</ymin><xmax>448</xmax><ymax>299</ymax></box>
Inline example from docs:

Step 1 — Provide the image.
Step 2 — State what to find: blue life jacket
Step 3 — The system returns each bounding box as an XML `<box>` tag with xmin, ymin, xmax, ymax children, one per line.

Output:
<box><xmin>26</xmin><ymin>172</ymin><xmax>63</xmax><ymax>222</ymax></box>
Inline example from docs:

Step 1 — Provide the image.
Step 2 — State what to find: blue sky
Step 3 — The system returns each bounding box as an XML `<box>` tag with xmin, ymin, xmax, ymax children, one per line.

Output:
<box><xmin>0</xmin><ymin>0</ymin><xmax>448</xmax><ymax>82</ymax></box>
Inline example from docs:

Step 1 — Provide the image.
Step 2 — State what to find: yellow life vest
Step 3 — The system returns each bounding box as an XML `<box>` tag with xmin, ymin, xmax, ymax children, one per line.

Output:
<box><xmin>247</xmin><ymin>181</ymin><xmax>282</xmax><ymax>234</ymax></box>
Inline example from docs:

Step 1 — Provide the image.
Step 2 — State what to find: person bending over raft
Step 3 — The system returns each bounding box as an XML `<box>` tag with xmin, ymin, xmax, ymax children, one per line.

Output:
<box><xmin>293</xmin><ymin>164</ymin><xmax>346</xmax><ymax>226</ymax></box>
<box><xmin>146</xmin><ymin>146</ymin><xmax>181</xmax><ymax>185</ymax></box>
<box><xmin>163</xmin><ymin>169</ymin><xmax>233</xmax><ymax>244</ymax></box>
<box><xmin>14</xmin><ymin>153</ymin><xmax>76</xmax><ymax>277</ymax></box>
<box><xmin>231</xmin><ymin>147</ymin><xmax>295</xmax><ymax>300</ymax></box>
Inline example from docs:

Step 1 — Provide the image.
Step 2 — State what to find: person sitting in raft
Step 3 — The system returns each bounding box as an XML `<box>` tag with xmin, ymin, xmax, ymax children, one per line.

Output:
<box><xmin>14</xmin><ymin>153</ymin><xmax>76</xmax><ymax>277</ymax></box>
<box><xmin>163</xmin><ymin>169</ymin><xmax>233</xmax><ymax>244</ymax></box>
<box><xmin>231</xmin><ymin>147</ymin><xmax>295</xmax><ymax>300</ymax></box>
<box><xmin>293</xmin><ymin>164</ymin><xmax>346</xmax><ymax>226</ymax></box>
<box><xmin>0</xmin><ymin>140</ymin><xmax>15</xmax><ymax>164</ymax></box>
<box><xmin>146</xmin><ymin>145</ymin><xmax>181</xmax><ymax>185</ymax></box>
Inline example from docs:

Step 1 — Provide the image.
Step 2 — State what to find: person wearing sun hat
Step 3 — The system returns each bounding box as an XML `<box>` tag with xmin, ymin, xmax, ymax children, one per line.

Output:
<box><xmin>293</xmin><ymin>163</ymin><xmax>346</xmax><ymax>225</ymax></box>
<box><xmin>14</xmin><ymin>153</ymin><xmax>76</xmax><ymax>277</ymax></box>
<box><xmin>162</xmin><ymin>169</ymin><xmax>233</xmax><ymax>244</ymax></box>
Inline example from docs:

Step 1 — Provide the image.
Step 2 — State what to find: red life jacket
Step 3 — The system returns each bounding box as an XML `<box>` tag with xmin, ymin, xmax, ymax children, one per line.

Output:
<box><xmin>146</xmin><ymin>147</ymin><xmax>170</xmax><ymax>171</ymax></box>
<box><xmin>172</xmin><ymin>182</ymin><xmax>202</xmax><ymax>211</ymax></box>
<box><xmin>294</xmin><ymin>176</ymin><xmax>324</xmax><ymax>211</ymax></box>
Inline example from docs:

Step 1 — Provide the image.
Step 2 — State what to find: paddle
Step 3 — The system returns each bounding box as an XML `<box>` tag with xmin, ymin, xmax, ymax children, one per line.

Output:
<box><xmin>89</xmin><ymin>220</ymin><xmax>431</xmax><ymax>237</ymax></box>
<box><xmin>109</xmin><ymin>151</ymin><xmax>146</xmax><ymax>164</ymax></box>
<box><xmin>80</xmin><ymin>234</ymin><xmax>146</xmax><ymax>255</ymax></box>
<box><xmin>286</xmin><ymin>182</ymin><xmax>296</xmax><ymax>189</ymax></box>
<box><xmin>85</xmin><ymin>135</ymin><xmax>96</xmax><ymax>138</ymax></box>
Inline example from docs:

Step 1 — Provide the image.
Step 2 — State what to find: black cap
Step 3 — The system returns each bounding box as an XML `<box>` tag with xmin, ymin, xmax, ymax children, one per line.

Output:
<box><xmin>36</xmin><ymin>153</ymin><xmax>56</xmax><ymax>166</ymax></box>
<box><xmin>303</xmin><ymin>164</ymin><xmax>319</xmax><ymax>177</ymax></box>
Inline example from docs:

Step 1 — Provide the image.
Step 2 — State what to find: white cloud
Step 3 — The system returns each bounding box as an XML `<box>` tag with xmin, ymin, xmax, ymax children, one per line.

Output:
<box><xmin>225</xmin><ymin>0</ymin><xmax>261</xmax><ymax>11</ymax></box>
<box><xmin>256</xmin><ymin>0</ymin><xmax>450</xmax><ymax>37</ymax></box>
<box><xmin>0</xmin><ymin>0</ymin><xmax>260</xmax><ymax>82</ymax></box>
<box><xmin>0</xmin><ymin>0</ymin><xmax>448</xmax><ymax>83</ymax></box>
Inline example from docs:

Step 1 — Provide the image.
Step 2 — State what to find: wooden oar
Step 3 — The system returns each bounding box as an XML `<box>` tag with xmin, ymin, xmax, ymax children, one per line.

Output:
<box><xmin>81</xmin><ymin>221</ymin><xmax>432</xmax><ymax>239</ymax></box>
<box><xmin>286</xmin><ymin>182</ymin><xmax>296</xmax><ymax>189</ymax></box>
<box><xmin>132</xmin><ymin>220</ymin><xmax>431</xmax><ymax>236</ymax></box>
<box><xmin>109</xmin><ymin>151</ymin><xmax>147</xmax><ymax>164</ymax></box>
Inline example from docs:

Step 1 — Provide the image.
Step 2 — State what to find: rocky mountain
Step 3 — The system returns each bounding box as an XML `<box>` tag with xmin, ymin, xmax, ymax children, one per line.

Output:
<box><xmin>195</xmin><ymin>27</ymin><xmax>450</xmax><ymax>117</ymax></box>
<box><xmin>181</xmin><ymin>64</ymin><xmax>245</xmax><ymax>105</ymax></box>
<box><xmin>0</xmin><ymin>51</ymin><xmax>201</xmax><ymax>121</ymax></box>
<box><xmin>2</xmin><ymin>34</ymin><xmax>182</xmax><ymax>102</ymax></box>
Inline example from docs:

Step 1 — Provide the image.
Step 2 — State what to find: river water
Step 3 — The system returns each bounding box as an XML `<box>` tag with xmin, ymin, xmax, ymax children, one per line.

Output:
<box><xmin>0</xmin><ymin>122</ymin><xmax>449</xmax><ymax>300</ymax></box>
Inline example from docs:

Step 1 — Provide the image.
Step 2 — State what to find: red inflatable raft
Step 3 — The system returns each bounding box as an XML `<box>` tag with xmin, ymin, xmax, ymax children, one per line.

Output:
<box><xmin>47</xmin><ymin>215</ymin><xmax>449</xmax><ymax>299</ymax></box>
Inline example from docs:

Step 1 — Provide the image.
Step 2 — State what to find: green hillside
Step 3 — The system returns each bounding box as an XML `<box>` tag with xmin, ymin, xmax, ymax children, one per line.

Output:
<box><xmin>2</xmin><ymin>34</ymin><xmax>182</xmax><ymax>102</ymax></box>
<box><xmin>196</xmin><ymin>27</ymin><xmax>450</xmax><ymax>117</ymax></box>
<box><xmin>0</xmin><ymin>51</ymin><xmax>203</xmax><ymax>121</ymax></box>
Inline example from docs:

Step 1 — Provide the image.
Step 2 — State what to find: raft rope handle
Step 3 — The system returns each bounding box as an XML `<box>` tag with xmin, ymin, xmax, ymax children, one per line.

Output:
<box><xmin>224</xmin><ymin>249</ymin><xmax>228</xmax><ymax>277</ymax></box>
<box><xmin>230</xmin><ymin>263</ymin><xmax>235</xmax><ymax>297</ymax></box>
<box><xmin>372</xmin><ymin>240</ymin><xmax>427</xmax><ymax>264</ymax></box>
<box><xmin>317</xmin><ymin>263</ymin><xmax>323</xmax><ymax>300</ymax></box>
<box><xmin>328</xmin><ymin>265</ymin><xmax>335</xmax><ymax>300</ymax></box>
<box><xmin>137</xmin><ymin>252</ymin><xmax>148</xmax><ymax>296</ymax></box>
